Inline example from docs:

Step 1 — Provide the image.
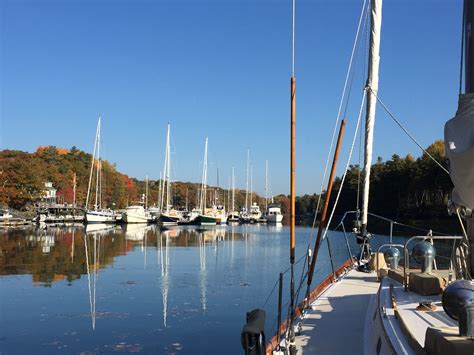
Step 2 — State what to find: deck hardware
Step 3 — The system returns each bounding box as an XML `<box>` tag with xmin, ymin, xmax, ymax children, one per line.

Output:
<box><xmin>416</xmin><ymin>301</ymin><xmax>436</xmax><ymax>312</ymax></box>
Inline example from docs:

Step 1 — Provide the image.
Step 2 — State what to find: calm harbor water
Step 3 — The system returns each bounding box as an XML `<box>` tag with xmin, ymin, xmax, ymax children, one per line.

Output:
<box><xmin>1</xmin><ymin>223</ymin><xmax>388</xmax><ymax>354</ymax></box>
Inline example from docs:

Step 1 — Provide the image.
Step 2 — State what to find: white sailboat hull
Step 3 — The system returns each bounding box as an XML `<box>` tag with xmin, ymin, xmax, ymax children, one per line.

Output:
<box><xmin>85</xmin><ymin>211</ymin><xmax>115</xmax><ymax>223</ymax></box>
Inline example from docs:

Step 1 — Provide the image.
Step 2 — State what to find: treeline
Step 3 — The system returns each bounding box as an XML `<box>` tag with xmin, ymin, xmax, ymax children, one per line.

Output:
<box><xmin>282</xmin><ymin>140</ymin><xmax>453</xmax><ymax>223</ymax></box>
<box><xmin>0</xmin><ymin>146</ymin><xmax>266</xmax><ymax>211</ymax></box>
<box><xmin>1</xmin><ymin>140</ymin><xmax>453</xmax><ymax>223</ymax></box>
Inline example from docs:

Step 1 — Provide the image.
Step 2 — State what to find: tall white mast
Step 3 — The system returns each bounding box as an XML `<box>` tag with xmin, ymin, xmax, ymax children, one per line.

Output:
<box><xmin>73</xmin><ymin>173</ymin><xmax>77</xmax><ymax>210</ymax></box>
<box><xmin>250</xmin><ymin>164</ymin><xmax>253</xmax><ymax>205</ymax></box>
<box><xmin>199</xmin><ymin>138</ymin><xmax>208</xmax><ymax>212</ymax></box>
<box><xmin>245</xmin><ymin>149</ymin><xmax>249</xmax><ymax>210</ymax></box>
<box><xmin>361</xmin><ymin>0</ymin><xmax>383</xmax><ymax>235</ymax></box>
<box><xmin>165</xmin><ymin>124</ymin><xmax>171</xmax><ymax>212</ymax></box>
<box><xmin>160</xmin><ymin>124</ymin><xmax>170</xmax><ymax>212</ymax></box>
<box><xmin>227</xmin><ymin>176</ymin><xmax>231</xmax><ymax>212</ymax></box>
<box><xmin>95</xmin><ymin>117</ymin><xmax>101</xmax><ymax>210</ymax></box>
<box><xmin>265</xmin><ymin>160</ymin><xmax>268</xmax><ymax>212</ymax></box>
<box><xmin>145</xmin><ymin>175</ymin><xmax>148</xmax><ymax>209</ymax></box>
<box><xmin>232</xmin><ymin>167</ymin><xmax>235</xmax><ymax>212</ymax></box>
<box><xmin>85</xmin><ymin>116</ymin><xmax>100</xmax><ymax>209</ymax></box>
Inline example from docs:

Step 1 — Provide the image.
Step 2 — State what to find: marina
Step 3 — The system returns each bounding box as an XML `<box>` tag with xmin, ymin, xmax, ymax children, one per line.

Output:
<box><xmin>1</xmin><ymin>0</ymin><xmax>473</xmax><ymax>354</ymax></box>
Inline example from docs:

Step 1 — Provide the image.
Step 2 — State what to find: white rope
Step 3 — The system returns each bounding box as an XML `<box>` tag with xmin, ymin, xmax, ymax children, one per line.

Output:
<box><xmin>310</xmin><ymin>0</ymin><xmax>369</xmax><ymax>240</ymax></box>
<box><xmin>369</xmin><ymin>88</ymin><xmax>450</xmax><ymax>175</ymax></box>
<box><xmin>322</xmin><ymin>89</ymin><xmax>367</xmax><ymax>242</ymax></box>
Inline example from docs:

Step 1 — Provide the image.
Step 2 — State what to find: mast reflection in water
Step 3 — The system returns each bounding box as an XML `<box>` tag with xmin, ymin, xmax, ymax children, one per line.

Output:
<box><xmin>0</xmin><ymin>224</ymin><xmax>356</xmax><ymax>354</ymax></box>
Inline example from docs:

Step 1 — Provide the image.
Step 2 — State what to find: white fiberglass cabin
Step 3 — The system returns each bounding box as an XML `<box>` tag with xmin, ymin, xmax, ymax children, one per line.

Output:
<box><xmin>265</xmin><ymin>203</ymin><xmax>283</xmax><ymax>223</ymax></box>
<box><xmin>122</xmin><ymin>205</ymin><xmax>151</xmax><ymax>224</ymax></box>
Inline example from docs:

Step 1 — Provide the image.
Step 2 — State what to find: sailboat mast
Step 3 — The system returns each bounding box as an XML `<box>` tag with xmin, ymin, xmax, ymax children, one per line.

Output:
<box><xmin>186</xmin><ymin>188</ymin><xmax>189</xmax><ymax>211</ymax></box>
<box><xmin>166</xmin><ymin>124</ymin><xmax>171</xmax><ymax>211</ymax></box>
<box><xmin>73</xmin><ymin>173</ymin><xmax>76</xmax><ymax>210</ymax></box>
<box><xmin>95</xmin><ymin>117</ymin><xmax>101</xmax><ymax>210</ymax></box>
<box><xmin>145</xmin><ymin>175</ymin><xmax>148</xmax><ymax>209</ymax></box>
<box><xmin>265</xmin><ymin>160</ymin><xmax>268</xmax><ymax>212</ymax></box>
<box><xmin>200</xmin><ymin>138</ymin><xmax>209</xmax><ymax>211</ymax></box>
<box><xmin>160</xmin><ymin>124</ymin><xmax>170</xmax><ymax>211</ymax></box>
<box><xmin>85</xmin><ymin>119</ymin><xmax>99</xmax><ymax>209</ymax></box>
<box><xmin>227</xmin><ymin>176</ymin><xmax>230</xmax><ymax>212</ymax></box>
<box><xmin>361</xmin><ymin>0</ymin><xmax>383</xmax><ymax>236</ymax></box>
<box><xmin>250</xmin><ymin>164</ymin><xmax>253</xmax><ymax>205</ymax></box>
<box><xmin>216</xmin><ymin>168</ymin><xmax>219</xmax><ymax>205</ymax></box>
<box><xmin>466</xmin><ymin>0</ymin><xmax>474</xmax><ymax>93</ymax></box>
<box><xmin>203</xmin><ymin>138</ymin><xmax>208</xmax><ymax>210</ymax></box>
<box><xmin>245</xmin><ymin>149</ymin><xmax>249</xmax><ymax>210</ymax></box>
<box><xmin>232</xmin><ymin>167</ymin><xmax>235</xmax><ymax>212</ymax></box>
<box><xmin>288</xmin><ymin>0</ymin><xmax>297</xmax><ymax>348</ymax></box>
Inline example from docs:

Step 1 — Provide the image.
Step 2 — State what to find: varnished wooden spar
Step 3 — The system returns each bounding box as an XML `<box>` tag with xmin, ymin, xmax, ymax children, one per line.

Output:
<box><xmin>290</xmin><ymin>78</ymin><xmax>296</xmax><ymax>266</ymax></box>
<box><xmin>307</xmin><ymin>119</ymin><xmax>346</xmax><ymax>292</ymax></box>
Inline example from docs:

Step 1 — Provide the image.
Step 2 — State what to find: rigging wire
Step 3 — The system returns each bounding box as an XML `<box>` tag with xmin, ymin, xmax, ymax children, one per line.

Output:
<box><xmin>308</xmin><ymin>0</ymin><xmax>369</xmax><ymax>246</ymax></box>
<box><xmin>261</xmin><ymin>277</ymin><xmax>280</xmax><ymax>309</ymax></box>
<box><xmin>368</xmin><ymin>89</ymin><xmax>450</xmax><ymax>175</ymax></box>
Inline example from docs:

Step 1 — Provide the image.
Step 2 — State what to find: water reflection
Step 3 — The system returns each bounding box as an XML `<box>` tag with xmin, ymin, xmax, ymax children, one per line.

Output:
<box><xmin>84</xmin><ymin>227</ymin><xmax>100</xmax><ymax>330</ymax></box>
<box><xmin>2</xmin><ymin>224</ymin><xmax>316</xmax><ymax>354</ymax></box>
<box><xmin>159</xmin><ymin>230</ymin><xmax>170</xmax><ymax>327</ymax></box>
<box><xmin>199</xmin><ymin>231</ymin><xmax>207</xmax><ymax>313</ymax></box>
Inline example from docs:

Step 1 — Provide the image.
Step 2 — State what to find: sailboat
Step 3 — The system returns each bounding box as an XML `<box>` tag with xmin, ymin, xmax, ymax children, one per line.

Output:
<box><xmin>227</xmin><ymin>167</ymin><xmax>239</xmax><ymax>223</ymax></box>
<box><xmin>259</xmin><ymin>1</ymin><xmax>474</xmax><ymax>354</ymax></box>
<box><xmin>196</xmin><ymin>138</ymin><xmax>218</xmax><ymax>226</ymax></box>
<box><xmin>158</xmin><ymin>124</ymin><xmax>180</xmax><ymax>226</ymax></box>
<box><xmin>84</xmin><ymin>116</ymin><xmax>115</xmax><ymax>223</ymax></box>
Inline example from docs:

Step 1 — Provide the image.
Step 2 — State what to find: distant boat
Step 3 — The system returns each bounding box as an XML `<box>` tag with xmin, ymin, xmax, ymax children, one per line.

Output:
<box><xmin>159</xmin><ymin>207</ymin><xmax>181</xmax><ymax>226</ymax></box>
<box><xmin>179</xmin><ymin>208</ymin><xmax>200</xmax><ymax>225</ymax></box>
<box><xmin>265</xmin><ymin>201</ymin><xmax>283</xmax><ymax>223</ymax></box>
<box><xmin>249</xmin><ymin>202</ymin><xmax>262</xmax><ymax>223</ymax></box>
<box><xmin>84</xmin><ymin>116</ymin><xmax>115</xmax><ymax>223</ymax></box>
<box><xmin>122</xmin><ymin>205</ymin><xmax>150</xmax><ymax>224</ymax></box>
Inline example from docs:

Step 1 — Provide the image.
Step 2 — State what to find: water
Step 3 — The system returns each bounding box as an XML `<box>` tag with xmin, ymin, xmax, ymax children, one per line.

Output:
<box><xmin>0</xmin><ymin>223</ymin><xmax>367</xmax><ymax>354</ymax></box>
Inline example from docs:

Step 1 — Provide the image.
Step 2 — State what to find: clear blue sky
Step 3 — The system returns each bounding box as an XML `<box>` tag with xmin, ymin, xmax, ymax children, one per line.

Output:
<box><xmin>0</xmin><ymin>0</ymin><xmax>462</xmax><ymax>196</ymax></box>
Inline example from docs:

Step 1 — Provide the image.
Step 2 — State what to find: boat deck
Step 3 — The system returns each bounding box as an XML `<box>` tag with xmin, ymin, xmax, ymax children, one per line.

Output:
<box><xmin>294</xmin><ymin>269</ymin><xmax>379</xmax><ymax>354</ymax></box>
<box><xmin>380</xmin><ymin>277</ymin><xmax>458</xmax><ymax>351</ymax></box>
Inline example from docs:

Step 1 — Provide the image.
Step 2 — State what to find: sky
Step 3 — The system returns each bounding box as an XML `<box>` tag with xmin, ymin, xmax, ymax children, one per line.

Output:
<box><xmin>0</xmin><ymin>0</ymin><xmax>463</xmax><ymax>196</ymax></box>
